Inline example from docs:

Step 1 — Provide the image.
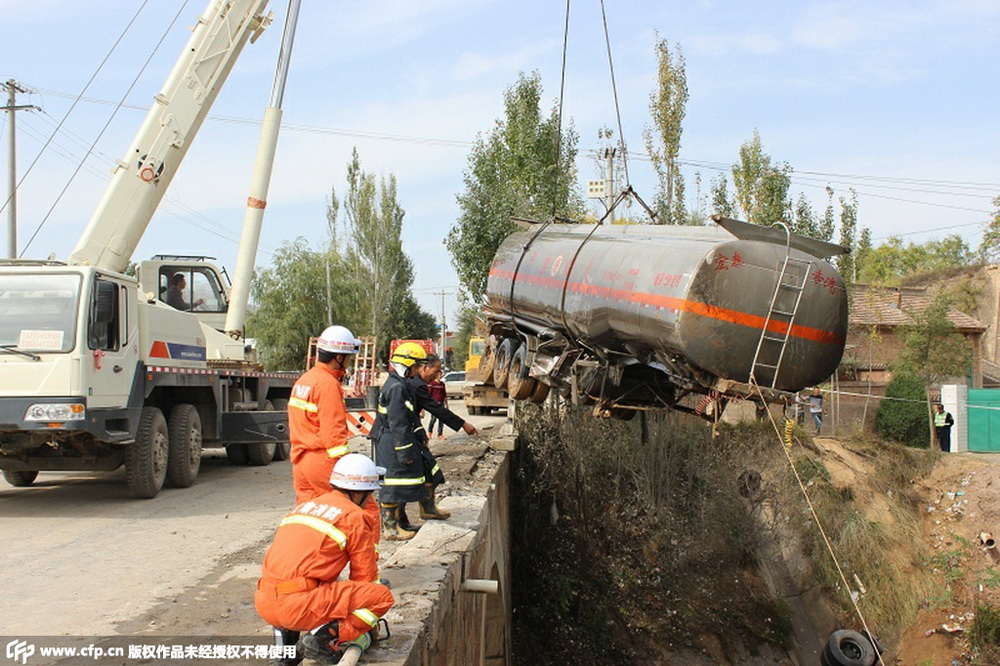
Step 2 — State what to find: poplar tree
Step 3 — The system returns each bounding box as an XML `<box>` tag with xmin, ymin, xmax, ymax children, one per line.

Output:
<box><xmin>643</xmin><ymin>38</ymin><xmax>689</xmax><ymax>225</ymax></box>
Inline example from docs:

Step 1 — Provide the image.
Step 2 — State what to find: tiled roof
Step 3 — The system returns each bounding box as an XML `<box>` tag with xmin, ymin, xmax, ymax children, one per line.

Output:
<box><xmin>849</xmin><ymin>284</ymin><xmax>986</xmax><ymax>332</ymax></box>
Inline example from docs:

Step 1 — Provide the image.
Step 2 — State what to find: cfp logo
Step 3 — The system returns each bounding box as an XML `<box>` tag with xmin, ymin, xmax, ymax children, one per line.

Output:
<box><xmin>5</xmin><ymin>640</ymin><xmax>35</xmax><ymax>664</ymax></box>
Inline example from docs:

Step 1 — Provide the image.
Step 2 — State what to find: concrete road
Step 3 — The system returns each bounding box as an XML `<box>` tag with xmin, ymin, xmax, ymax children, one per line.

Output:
<box><xmin>0</xmin><ymin>400</ymin><xmax>505</xmax><ymax>638</ymax></box>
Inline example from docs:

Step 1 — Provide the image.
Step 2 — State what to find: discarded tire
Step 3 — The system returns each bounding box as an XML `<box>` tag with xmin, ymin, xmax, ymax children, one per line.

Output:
<box><xmin>822</xmin><ymin>629</ymin><xmax>876</xmax><ymax>666</ymax></box>
<box><xmin>3</xmin><ymin>469</ymin><xmax>38</xmax><ymax>487</ymax></box>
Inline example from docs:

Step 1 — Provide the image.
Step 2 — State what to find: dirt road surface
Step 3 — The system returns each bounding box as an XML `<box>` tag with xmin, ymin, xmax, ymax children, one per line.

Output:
<box><xmin>0</xmin><ymin>401</ymin><xmax>505</xmax><ymax>648</ymax></box>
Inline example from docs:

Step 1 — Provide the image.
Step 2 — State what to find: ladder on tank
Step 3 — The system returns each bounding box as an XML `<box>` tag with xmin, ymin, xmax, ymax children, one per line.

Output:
<box><xmin>749</xmin><ymin>232</ymin><xmax>813</xmax><ymax>390</ymax></box>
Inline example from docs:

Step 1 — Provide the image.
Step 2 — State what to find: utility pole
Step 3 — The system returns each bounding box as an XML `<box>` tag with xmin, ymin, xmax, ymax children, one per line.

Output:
<box><xmin>604</xmin><ymin>147</ymin><xmax>615</xmax><ymax>216</ymax></box>
<box><xmin>433</xmin><ymin>289</ymin><xmax>452</xmax><ymax>367</ymax></box>
<box><xmin>2</xmin><ymin>80</ymin><xmax>40</xmax><ymax>259</ymax></box>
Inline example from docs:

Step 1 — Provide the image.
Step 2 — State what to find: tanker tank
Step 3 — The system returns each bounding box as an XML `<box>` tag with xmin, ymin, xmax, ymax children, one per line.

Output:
<box><xmin>479</xmin><ymin>216</ymin><xmax>849</xmax><ymax>417</ymax></box>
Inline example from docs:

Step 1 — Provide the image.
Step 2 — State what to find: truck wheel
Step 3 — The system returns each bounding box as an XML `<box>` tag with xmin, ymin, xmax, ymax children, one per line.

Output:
<box><xmin>226</xmin><ymin>444</ymin><xmax>249</xmax><ymax>465</ymax></box>
<box><xmin>493</xmin><ymin>338</ymin><xmax>518</xmax><ymax>389</ymax></box>
<box><xmin>126</xmin><ymin>406</ymin><xmax>169</xmax><ymax>499</ymax></box>
<box><xmin>166</xmin><ymin>403</ymin><xmax>202</xmax><ymax>488</ymax></box>
<box><xmin>529</xmin><ymin>381</ymin><xmax>551</xmax><ymax>404</ymax></box>
<box><xmin>479</xmin><ymin>337</ymin><xmax>498</xmax><ymax>386</ymax></box>
<box><xmin>508</xmin><ymin>346</ymin><xmax>537</xmax><ymax>400</ymax></box>
<box><xmin>3</xmin><ymin>469</ymin><xmax>39</xmax><ymax>487</ymax></box>
<box><xmin>246</xmin><ymin>441</ymin><xmax>276</xmax><ymax>466</ymax></box>
<box><xmin>268</xmin><ymin>399</ymin><xmax>291</xmax><ymax>461</ymax></box>
<box><xmin>822</xmin><ymin>630</ymin><xmax>876</xmax><ymax>666</ymax></box>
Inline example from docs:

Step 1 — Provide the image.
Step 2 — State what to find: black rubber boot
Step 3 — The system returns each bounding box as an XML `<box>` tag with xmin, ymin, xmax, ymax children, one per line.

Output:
<box><xmin>379</xmin><ymin>502</ymin><xmax>416</xmax><ymax>541</ymax></box>
<box><xmin>397</xmin><ymin>502</ymin><xmax>421</xmax><ymax>532</ymax></box>
<box><xmin>419</xmin><ymin>483</ymin><xmax>451</xmax><ymax>520</ymax></box>
<box><xmin>271</xmin><ymin>628</ymin><xmax>301</xmax><ymax>666</ymax></box>
<box><xmin>297</xmin><ymin>621</ymin><xmax>341</xmax><ymax>665</ymax></box>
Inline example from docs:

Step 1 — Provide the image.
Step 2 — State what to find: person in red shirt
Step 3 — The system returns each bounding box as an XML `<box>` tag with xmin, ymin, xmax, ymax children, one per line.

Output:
<box><xmin>256</xmin><ymin>453</ymin><xmax>393</xmax><ymax>665</ymax></box>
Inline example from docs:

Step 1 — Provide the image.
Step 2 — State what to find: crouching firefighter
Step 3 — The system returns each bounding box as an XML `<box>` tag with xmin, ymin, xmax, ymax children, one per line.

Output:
<box><xmin>371</xmin><ymin>342</ymin><xmax>428</xmax><ymax>540</ymax></box>
<box><xmin>256</xmin><ymin>454</ymin><xmax>393</xmax><ymax>665</ymax></box>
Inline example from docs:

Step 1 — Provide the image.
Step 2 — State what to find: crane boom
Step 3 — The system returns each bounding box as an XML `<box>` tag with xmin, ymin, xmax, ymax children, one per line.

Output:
<box><xmin>68</xmin><ymin>0</ymin><xmax>272</xmax><ymax>273</ymax></box>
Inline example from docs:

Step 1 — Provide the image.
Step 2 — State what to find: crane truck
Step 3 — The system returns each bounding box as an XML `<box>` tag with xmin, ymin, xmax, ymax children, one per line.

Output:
<box><xmin>0</xmin><ymin>0</ymin><xmax>304</xmax><ymax>498</ymax></box>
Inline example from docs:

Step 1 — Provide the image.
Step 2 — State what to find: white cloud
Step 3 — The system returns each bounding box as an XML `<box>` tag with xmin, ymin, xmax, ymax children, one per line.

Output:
<box><xmin>450</xmin><ymin>40</ymin><xmax>561</xmax><ymax>81</ymax></box>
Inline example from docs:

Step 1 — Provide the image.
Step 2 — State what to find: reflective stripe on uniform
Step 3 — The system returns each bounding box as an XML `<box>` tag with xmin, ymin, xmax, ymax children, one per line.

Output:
<box><xmin>352</xmin><ymin>607</ymin><xmax>379</xmax><ymax>627</ymax></box>
<box><xmin>377</xmin><ymin>406</ymin><xmax>388</xmax><ymax>414</ymax></box>
<box><xmin>404</xmin><ymin>401</ymin><xmax>414</xmax><ymax>411</ymax></box>
<box><xmin>279</xmin><ymin>515</ymin><xmax>348</xmax><ymax>549</ymax></box>
<box><xmin>383</xmin><ymin>476</ymin><xmax>425</xmax><ymax>486</ymax></box>
<box><xmin>394</xmin><ymin>443</ymin><xmax>413</xmax><ymax>451</ymax></box>
<box><xmin>430</xmin><ymin>463</ymin><xmax>440</xmax><ymax>476</ymax></box>
<box><xmin>289</xmin><ymin>396</ymin><xmax>318</xmax><ymax>413</ymax></box>
<box><xmin>326</xmin><ymin>444</ymin><xmax>352</xmax><ymax>458</ymax></box>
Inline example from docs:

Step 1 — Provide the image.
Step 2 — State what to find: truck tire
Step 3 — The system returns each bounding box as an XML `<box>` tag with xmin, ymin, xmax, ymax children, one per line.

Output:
<box><xmin>492</xmin><ymin>338</ymin><xmax>518</xmax><ymax>389</ymax></box>
<box><xmin>126</xmin><ymin>406</ymin><xmax>169</xmax><ymax>499</ymax></box>
<box><xmin>479</xmin><ymin>337</ymin><xmax>498</xmax><ymax>386</ymax></box>
<box><xmin>508</xmin><ymin>346</ymin><xmax>536</xmax><ymax>400</ymax></box>
<box><xmin>268</xmin><ymin>399</ymin><xmax>291</xmax><ymax>461</ymax></box>
<box><xmin>166</xmin><ymin>403</ymin><xmax>202</xmax><ymax>488</ymax></box>
<box><xmin>822</xmin><ymin>630</ymin><xmax>876</xmax><ymax>666</ymax></box>
<box><xmin>529</xmin><ymin>380</ymin><xmax>550</xmax><ymax>404</ymax></box>
<box><xmin>3</xmin><ymin>469</ymin><xmax>38</xmax><ymax>487</ymax></box>
<box><xmin>246</xmin><ymin>441</ymin><xmax>276</xmax><ymax>466</ymax></box>
<box><xmin>226</xmin><ymin>444</ymin><xmax>249</xmax><ymax>465</ymax></box>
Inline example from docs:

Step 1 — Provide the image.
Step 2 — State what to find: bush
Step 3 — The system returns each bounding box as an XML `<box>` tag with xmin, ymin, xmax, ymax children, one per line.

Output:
<box><xmin>875</xmin><ymin>372</ymin><xmax>929</xmax><ymax>448</ymax></box>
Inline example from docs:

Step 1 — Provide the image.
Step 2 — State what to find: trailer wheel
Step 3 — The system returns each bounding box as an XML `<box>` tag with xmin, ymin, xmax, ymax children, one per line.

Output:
<box><xmin>226</xmin><ymin>444</ymin><xmax>249</xmax><ymax>465</ymax></box>
<box><xmin>166</xmin><ymin>403</ymin><xmax>202</xmax><ymax>488</ymax></box>
<box><xmin>126</xmin><ymin>406</ymin><xmax>169</xmax><ymax>499</ymax></box>
<box><xmin>822</xmin><ymin>630</ymin><xmax>876</xmax><ymax>666</ymax></box>
<box><xmin>479</xmin><ymin>336</ymin><xmax>498</xmax><ymax>386</ymax></box>
<box><xmin>508</xmin><ymin>346</ymin><xmax>536</xmax><ymax>400</ymax></box>
<box><xmin>529</xmin><ymin>381</ymin><xmax>551</xmax><ymax>404</ymax></box>
<box><xmin>492</xmin><ymin>338</ymin><xmax>518</xmax><ymax>389</ymax></box>
<box><xmin>268</xmin><ymin>399</ymin><xmax>291</xmax><ymax>461</ymax></box>
<box><xmin>3</xmin><ymin>469</ymin><xmax>39</xmax><ymax>487</ymax></box>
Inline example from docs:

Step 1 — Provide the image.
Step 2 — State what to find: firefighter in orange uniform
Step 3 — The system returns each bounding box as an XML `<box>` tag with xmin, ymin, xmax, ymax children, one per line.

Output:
<box><xmin>288</xmin><ymin>325</ymin><xmax>360</xmax><ymax>502</ymax></box>
<box><xmin>256</xmin><ymin>453</ymin><xmax>394</xmax><ymax>665</ymax></box>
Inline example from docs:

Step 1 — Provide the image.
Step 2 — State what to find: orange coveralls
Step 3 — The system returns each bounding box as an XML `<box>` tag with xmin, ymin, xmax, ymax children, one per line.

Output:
<box><xmin>255</xmin><ymin>489</ymin><xmax>394</xmax><ymax>641</ymax></box>
<box><xmin>288</xmin><ymin>363</ymin><xmax>379</xmax><ymax>532</ymax></box>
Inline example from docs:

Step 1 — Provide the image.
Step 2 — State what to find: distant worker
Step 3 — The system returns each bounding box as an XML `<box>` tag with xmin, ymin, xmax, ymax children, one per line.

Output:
<box><xmin>426</xmin><ymin>368</ymin><xmax>449</xmax><ymax>440</ymax></box>
<box><xmin>808</xmin><ymin>387</ymin><xmax>824</xmax><ymax>435</ymax></box>
<box><xmin>256</xmin><ymin>453</ymin><xmax>393</xmax><ymax>666</ymax></box>
<box><xmin>934</xmin><ymin>403</ymin><xmax>955</xmax><ymax>453</ymax></box>
<box><xmin>165</xmin><ymin>273</ymin><xmax>204</xmax><ymax>311</ymax></box>
<box><xmin>409</xmin><ymin>354</ymin><xmax>478</xmax><ymax>521</ymax></box>
<box><xmin>371</xmin><ymin>342</ymin><xmax>428</xmax><ymax>540</ymax></box>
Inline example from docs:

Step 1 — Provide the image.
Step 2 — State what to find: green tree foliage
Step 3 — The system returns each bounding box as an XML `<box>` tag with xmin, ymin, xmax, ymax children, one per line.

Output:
<box><xmin>818</xmin><ymin>187</ymin><xmax>835</xmax><ymax>242</ymax></box>
<box><xmin>978</xmin><ymin>195</ymin><xmax>1000</xmax><ymax>263</ymax></box>
<box><xmin>451</xmin><ymin>304</ymin><xmax>481</xmax><ymax>371</ymax></box>
<box><xmin>896</xmin><ymin>293</ymin><xmax>970</xmax><ymax>385</ymax></box>
<box><xmin>247</xmin><ymin>240</ymin><xmax>363</xmax><ymax>370</ymax></box>
<box><xmin>793</xmin><ymin>193</ymin><xmax>818</xmax><ymax>237</ymax></box>
<box><xmin>709</xmin><ymin>173</ymin><xmax>735</xmax><ymax>218</ymax></box>
<box><xmin>731</xmin><ymin>130</ymin><xmax>792</xmax><ymax>226</ymax></box>
<box><xmin>836</xmin><ymin>189</ymin><xmax>858</xmax><ymax>281</ymax></box>
<box><xmin>447</xmin><ymin>71</ymin><xmax>584</xmax><ymax>302</ymax></box>
<box><xmin>643</xmin><ymin>38</ymin><xmax>689</xmax><ymax>225</ymax></box>
<box><xmin>875</xmin><ymin>372</ymin><xmax>930</xmax><ymax>448</ymax></box>
<box><xmin>333</xmin><ymin>149</ymin><xmax>436</xmax><ymax>359</ymax></box>
<box><xmin>857</xmin><ymin>235</ymin><xmax>976</xmax><ymax>285</ymax></box>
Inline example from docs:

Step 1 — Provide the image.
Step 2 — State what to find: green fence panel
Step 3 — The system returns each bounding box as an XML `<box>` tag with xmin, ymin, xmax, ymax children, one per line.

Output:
<box><xmin>968</xmin><ymin>389</ymin><xmax>1000</xmax><ymax>452</ymax></box>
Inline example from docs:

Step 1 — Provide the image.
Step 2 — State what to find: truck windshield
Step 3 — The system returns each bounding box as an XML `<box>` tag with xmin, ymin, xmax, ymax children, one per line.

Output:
<box><xmin>0</xmin><ymin>274</ymin><xmax>81</xmax><ymax>353</ymax></box>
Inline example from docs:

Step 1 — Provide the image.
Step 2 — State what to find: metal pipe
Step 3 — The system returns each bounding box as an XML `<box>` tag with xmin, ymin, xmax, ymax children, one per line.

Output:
<box><xmin>980</xmin><ymin>532</ymin><xmax>996</xmax><ymax>550</ymax></box>
<box><xmin>460</xmin><ymin>578</ymin><xmax>499</xmax><ymax>594</ymax></box>
<box><xmin>269</xmin><ymin>0</ymin><xmax>303</xmax><ymax>108</ymax></box>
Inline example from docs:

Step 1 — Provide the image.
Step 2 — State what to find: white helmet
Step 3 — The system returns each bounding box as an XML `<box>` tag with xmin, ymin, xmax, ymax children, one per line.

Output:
<box><xmin>330</xmin><ymin>453</ymin><xmax>384</xmax><ymax>491</ymax></box>
<box><xmin>317</xmin><ymin>325</ymin><xmax>361</xmax><ymax>355</ymax></box>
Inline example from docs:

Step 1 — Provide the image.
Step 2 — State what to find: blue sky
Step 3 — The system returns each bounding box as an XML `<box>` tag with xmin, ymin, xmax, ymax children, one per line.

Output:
<box><xmin>2</xmin><ymin>0</ymin><xmax>998</xmax><ymax>328</ymax></box>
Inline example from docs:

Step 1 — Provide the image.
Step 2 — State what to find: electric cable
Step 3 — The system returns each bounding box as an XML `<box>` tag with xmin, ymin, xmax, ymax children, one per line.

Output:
<box><xmin>21</xmin><ymin>0</ymin><xmax>191</xmax><ymax>256</ymax></box>
<box><xmin>549</xmin><ymin>0</ymin><xmax>571</xmax><ymax>219</ymax></box>
<box><xmin>0</xmin><ymin>0</ymin><xmax>156</xmax><ymax>220</ymax></box>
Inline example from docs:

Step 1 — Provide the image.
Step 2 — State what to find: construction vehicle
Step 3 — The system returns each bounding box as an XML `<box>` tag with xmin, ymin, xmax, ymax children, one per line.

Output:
<box><xmin>480</xmin><ymin>216</ymin><xmax>849</xmax><ymax>419</ymax></box>
<box><xmin>0</xmin><ymin>0</ymin><xmax>305</xmax><ymax>497</ymax></box>
<box><xmin>462</xmin><ymin>336</ymin><xmax>508</xmax><ymax>415</ymax></box>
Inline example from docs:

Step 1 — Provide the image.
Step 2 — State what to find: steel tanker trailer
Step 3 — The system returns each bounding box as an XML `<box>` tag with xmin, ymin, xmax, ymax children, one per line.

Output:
<box><xmin>479</xmin><ymin>216</ymin><xmax>849</xmax><ymax>418</ymax></box>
